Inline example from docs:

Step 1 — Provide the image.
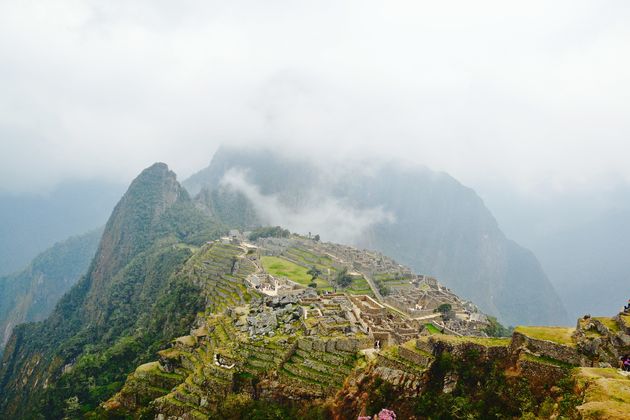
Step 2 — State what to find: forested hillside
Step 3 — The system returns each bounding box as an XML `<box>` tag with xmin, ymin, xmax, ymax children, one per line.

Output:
<box><xmin>0</xmin><ymin>229</ymin><xmax>102</xmax><ymax>351</ymax></box>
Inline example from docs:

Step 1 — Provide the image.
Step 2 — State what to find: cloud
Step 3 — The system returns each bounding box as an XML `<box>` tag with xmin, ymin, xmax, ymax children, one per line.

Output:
<box><xmin>1</xmin><ymin>1</ymin><xmax>630</xmax><ymax>196</ymax></box>
<box><xmin>219</xmin><ymin>168</ymin><xmax>394</xmax><ymax>244</ymax></box>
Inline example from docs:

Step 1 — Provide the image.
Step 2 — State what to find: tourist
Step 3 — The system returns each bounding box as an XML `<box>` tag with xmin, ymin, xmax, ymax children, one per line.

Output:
<box><xmin>625</xmin><ymin>356</ymin><xmax>630</xmax><ymax>372</ymax></box>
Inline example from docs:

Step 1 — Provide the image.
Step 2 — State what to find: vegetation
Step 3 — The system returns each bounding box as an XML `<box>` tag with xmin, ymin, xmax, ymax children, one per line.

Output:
<box><xmin>214</xmin><ymin>393</ymin><xmax>331</xmax><ymax>419</ymax></box>
<box><xmin>262</xmin><ymin>256</ymin><xmax>311</xmax><ymax>285</ymax></box>
<box><xmin>374</xmin><ymin>277</ymin><xmax>391</xmax><ymax>296</ymax></box>
<box><xmin>307</xmin><ymin>266</ymin><xmax>322</xmax><ymax>281</ymax></box>
<box><xmin>483</xmin><ymin>316</ymin><xmax>513</xmax><ymax>337</ymax></box>
<box><xmin>0</xmin><ymin>164</ymin><xmax>223</xmax><ymax>419</ymax></box>
<box><xmin>424</xmin><ymin>323</ymin><xmax>442</xmax><ymax>334</ymax></box>
<box><xmin>0</xmin><ymin>229</ymin><xmax>102</xmax><ymax>352</ymax></box>
<box><xmin>414</xmin><ymin>348</ymin><xmax>579</xmax><ymax>419</ymax></box>
<box><xmin>434</xmin><ymin>303</ymin><xmax>452</xmax><ymax>314</ymax></box>
<box><xmin>335</xmin><ymin>267</ymin><xmax>353</xmax><ymax>289</ymax></box>
<box><xmin>514</xmin><ymin>326</ymin><xmax>576</xmax><ymax>346</ymax></box>
<box><xmin>261</xmin><ymin>256</ymin><xmax>332</xmax><ymax>289</ymax></box>
<box><xmin>248</xmin><ymin>226</ymin><xmax>290</xmax><ymax>241</ymax></box>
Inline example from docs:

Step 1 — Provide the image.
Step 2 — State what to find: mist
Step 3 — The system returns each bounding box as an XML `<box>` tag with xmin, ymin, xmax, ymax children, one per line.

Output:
<box><xmin>220</xmin><ymin>168</ymin><xmax>395</xmax><ymax>244</ymax></box>
<box><xmin>1</xmin><ymin>1</ymin><xmax>629</xmax><ymax>201</ymax></box>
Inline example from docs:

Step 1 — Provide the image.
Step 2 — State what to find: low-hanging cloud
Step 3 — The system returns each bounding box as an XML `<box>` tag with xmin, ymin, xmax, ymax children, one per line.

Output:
<box><xmin>219</xmin><ymin>168</ymin><xmax>395</xmax><ymax>244</ymax></box>
<box><xmin>1</xmin><ymin>1</ymin><xmax>630</xmax><ymax>199</ymax></box>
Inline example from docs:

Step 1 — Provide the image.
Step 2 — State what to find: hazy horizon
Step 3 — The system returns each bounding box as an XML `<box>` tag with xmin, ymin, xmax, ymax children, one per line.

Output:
<box><xmin>1</xmin><ymin>2</ymin><xmax>630</xmax><ymax>200</ymax></box>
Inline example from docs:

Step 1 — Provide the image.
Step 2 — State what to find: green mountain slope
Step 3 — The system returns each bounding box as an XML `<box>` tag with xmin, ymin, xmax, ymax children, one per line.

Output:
<box><xmin>183</xmin><ymin>147</ymin><xmax>568</xmax><ymax>326</ymax></box>
<box><xmin>0</xmin><ymin>163</ymin><xmax>224</xmax><ymax>418</ymax></box>
<box><xmin>0</xmin><ymin>229</ymin><xmax>102</xmax><ymax>351</ymax></box>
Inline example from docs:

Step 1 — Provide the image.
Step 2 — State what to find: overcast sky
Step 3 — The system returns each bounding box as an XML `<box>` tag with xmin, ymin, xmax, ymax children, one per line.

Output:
<box><xmin>1</xmin><ymin>1</ymin><xmax>629</xmax><ymax>199</ymax></box>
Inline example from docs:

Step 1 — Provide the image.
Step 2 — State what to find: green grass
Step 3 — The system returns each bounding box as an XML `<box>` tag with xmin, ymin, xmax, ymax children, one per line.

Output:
<box><xmin>261</xmin><ymin>256</ymin><xmax>332</xmax><ymax>288</ymax></box>
<box><xmin>574</xmin><ymin>367</ymin><xmax>630</xmax><ymax>418</ymax></box>
<box><xmin>515</xmin><ymin>326</ymin><xmax>576</xmax><ymax>346</ymax></box>
<box><xmin>521</xmin><ymin>353</ymin><xmax>575</xmax><ymax>368</ymax></box>
<box><xmin>427</xmin><ymin>334</ymin><xmax>511</xmax><ymax>347</ymax></box>
<box><xmin>346</xmin><ymin>275</ymin><xmax>374</xmax><ymax>296</ymax></box>
<box><xmin>594</xmin><ymin>317</ymin><xmax>620</xmax><ymax>333</ymax></box>
<box><xmin>424</xmin><ymin>323</ymin><xmax>442</xmax><ymax>334</ymax></box>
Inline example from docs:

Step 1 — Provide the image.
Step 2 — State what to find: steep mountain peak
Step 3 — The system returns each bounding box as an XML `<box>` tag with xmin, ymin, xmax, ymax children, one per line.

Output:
<box><xmin>87</xmin><ymin>162</ymin><xmax>189</xmax><ymax>297</ymax></box>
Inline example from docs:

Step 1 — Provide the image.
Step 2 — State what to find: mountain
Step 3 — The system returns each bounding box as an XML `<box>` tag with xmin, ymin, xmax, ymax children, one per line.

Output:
<box><xmin>529</xmin><ymin>209</ymin><xmax>630</xmax><ymax>320</ymax></box>
<box><xmin>0</xmin><ymin>181</ymin><xmax>124</xmax><ymax>276</ymax></box>
<box><xmin>0</xmin><ymin>163</ymin><xmax>223</xmax><ymax>419</ymax></box>
<box><xmin>0</xmin><ymin>229</ymin><xmax>102</xmax><ymax>351</ymax></box>
<box><xmin>482</xmin><ymin>188</ymin><xmax>630</xmax><ymax>321</ymax></box>
<box><xmin>183</xmin><ymin>146</ymin><xmax>568</xmax><ymax>326</ymax></box>
<box><xmin>0</xmin><ymin>161</ymin><xmax>624</xmax><ymax>419</ymax></box>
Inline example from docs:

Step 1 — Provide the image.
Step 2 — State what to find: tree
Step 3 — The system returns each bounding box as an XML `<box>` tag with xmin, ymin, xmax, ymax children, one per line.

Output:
<box><xmin>376</xmin><ymin>280</ymin><xmax>391</xmax><ymax>296</ymax></box>
<box><xmin>435</xmin><ymin>303</ymin><xmax>452</xmax><ymax>314</ymax></box>
<box><xmin>335</xmin><ymin>267</ymin><xmax>353</xmax><ymax>288</ymax></box>
<box><xmin>62</xmin><ymin>396</ymin><xmax>81</xmax><ymax>420</ymax></box>
<box><xmin>313</xmin><ymin>234</ymin><xmax>320</xmax><ymax>242</ymax></box>
<box><xmin>307</xmin><ymin>266</ymin><xmax>322</xmax><ymax>281</ymax></box>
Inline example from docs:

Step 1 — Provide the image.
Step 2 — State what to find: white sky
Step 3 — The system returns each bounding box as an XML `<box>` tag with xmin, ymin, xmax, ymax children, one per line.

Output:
<box><xmin>1</xmin><ymin>1</ymin><xmax>629</xmax><ymax>196</ymax></box>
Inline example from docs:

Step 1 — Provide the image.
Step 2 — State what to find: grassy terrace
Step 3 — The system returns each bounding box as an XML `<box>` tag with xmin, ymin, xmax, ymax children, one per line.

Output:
<box><xmin>424</xmin><ymin>323</ymin><xmax>442</xmax><ymax>334</ymax></box>
<box><xmin>575</xmin><ymin>367</ymin><xmax>630</xmax><ymax>419</ymax></box>
<box><xmin>262</xmin><ymin>256</ymin><xmax>333</xmax><ymax>289</ymax></box>
<box><xmin>261</xmin><ymin>255</ymin><xmax>373</xmax><ymax>295</ymax></box>
<box><xmin>521</xmin><ymin>353</ymin><xmax>575</xmax><ymax>368</ymax></box>
<box><xmin>346</xmin><ymin>275</ymin><xmax>374</xmax><ymax>296</ymax></box>
<box><xmin>426</xmin><ymin>334</ymin><xmax>511</xmax><ymax>347</ymax></box>
<box><xmin>579</xmin><ymin>317</ymin><xmax>621</xmax><ymax>335</ymax></box>
<box><xmin>374</xmin><ymin>272</ymin><xmax>413</xmax><ymax>286</ymax></box>
<box><xmin>285</xmin><ymin>247</ymin><xmax>337</xmax><ymax>274</ymax></box>
<box><xmin>514</xmin><ymin>326</ymin><xmax>576</xmax><ymax>346</ymax></box>
<box><xmin>378</xmin><ymin>346</ymin><xmax>428</xmax><ymax>374</ymax></box>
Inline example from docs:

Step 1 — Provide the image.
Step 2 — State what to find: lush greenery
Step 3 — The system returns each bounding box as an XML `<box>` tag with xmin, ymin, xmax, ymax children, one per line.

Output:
<box><xmin>0</xmin><ymin>229</ymin><xmax>102</xmax><ymax>352</ymax></box>
<box><xmin>261</xmin><ymin>256</ymin><xmax>332</xmax><ymax>289</ymax></box>
<box><xmin>0</xmin><ymin>163</ymin><xmax>222</xmax><ymax>419</ymax></box>
<box><xmin>214</xmin><ymin>393</ymin><xmax>331</xmax><ymax>420</ymax></box>
<box><xmin>335</xmin><ymin>267</ymin><xmax>353</xmax><ymax>289</ymax></box>
<box><xmin>434</xmin><ymin>303</ymin><xmax>452</xmax><ymax>314</ymax></box>
<box><xmin>414</xmin><ymin>349</ymin><xmax>580</xmax><ymax>419</ymax></box>
<box><xmin>483</xmin><ymin>316</ymin><xmax>513</xmax><ymax>338</ymax></box>
<box><xmin>248</xmin><ymin>226</ymin><xmax>290</xmax><ymax>241</ymax></box>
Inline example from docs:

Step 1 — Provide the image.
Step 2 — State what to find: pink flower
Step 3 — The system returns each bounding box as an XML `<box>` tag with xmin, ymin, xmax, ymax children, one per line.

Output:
<box><xmin>378</xmin><ymin>408</ymin><xmax>397</xmax><ymax>420</ymax></box>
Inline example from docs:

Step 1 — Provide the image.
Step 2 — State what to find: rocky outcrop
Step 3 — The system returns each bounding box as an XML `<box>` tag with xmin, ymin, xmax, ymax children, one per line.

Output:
<box><xmin>573</xmin><ymin>315</ymin><xmax>630</xmax><ymax>366</ymax></box>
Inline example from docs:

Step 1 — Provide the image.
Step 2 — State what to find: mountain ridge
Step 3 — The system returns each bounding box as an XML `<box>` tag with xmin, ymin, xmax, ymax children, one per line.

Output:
<box><xmin>0</xmin><ymin>163</ymin><xmax>222</xmax><ymax>418</ymax></box>
<box><xmin>184</xmin><ymin>146</ymin><xmax>568</xmax><ymax>326</ymax></box>
<box><xmin>0</xmin><ymin>229</ymin><xmax>102</xmax><ymax>350</ymax></box>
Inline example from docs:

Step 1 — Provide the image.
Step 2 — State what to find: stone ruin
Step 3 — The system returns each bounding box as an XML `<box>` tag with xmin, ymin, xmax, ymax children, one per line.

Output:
<box><xmin>248</xmin><ymin>236</ymin><xmax>492</xmax><ymax>338</ymax></box>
